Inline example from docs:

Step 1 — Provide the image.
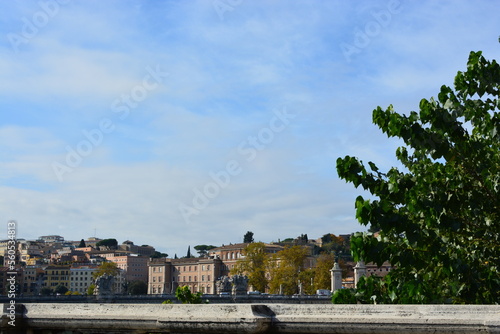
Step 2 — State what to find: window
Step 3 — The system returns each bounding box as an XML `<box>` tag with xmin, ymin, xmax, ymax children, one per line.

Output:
<box><xmin>158</xmin><ymin>277</ymin><xmax>162</xmax><ymax>282</ymax></box>
<box><xmin>188</xmin><ymin>276</ymin><xmax>191</xmax><ymax>282</ymax></box>
<box><xmin>207</xmin><ymin>265</ymin><xmax>210</xmax><ymax>270</ymax></box>
<box><xmin>208</xmin><ymin>275</ymin><xmax>210</xmax><ymax>281</ymax></box>
<box><xmin>202</xmin><ymin>265</ymin><xmax>205</xmax><ymax>271</ymax></box>
<box><xmin>202</xmin><ymin>275</ymin><xmax>205</xmax><ymax>282</ymax></box>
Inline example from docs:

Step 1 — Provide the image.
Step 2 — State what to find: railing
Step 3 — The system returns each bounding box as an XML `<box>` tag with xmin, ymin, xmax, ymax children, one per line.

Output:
<box><xmin>0</xmin><ymin>293</ymin><xmax>333</xmax><ymax>304</ymax></box>
<box><xmin>2</xmin><ymin>303</ymin><xmax>499</xmax><ymax>333</ymax></box>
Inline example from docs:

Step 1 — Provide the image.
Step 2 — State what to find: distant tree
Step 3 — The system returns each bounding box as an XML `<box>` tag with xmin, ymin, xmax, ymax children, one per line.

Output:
<box><xmin>127</xmin><ymin>280</ymin><xmax>148</xmax><ymax>295</ymax></box>
<box><xmin>186</xmin><ymin>246</ymin><xmax>192</xmax><ymax>258</ymax></box>
<box><xmin>93</xmin><ymin>261</ymin><xmax>120</xmax><ymax>279</ymax></box>
<box><xmin>87</xmin><ymin>284</ymin><xmax>95</xmax><ymax>295</ymax></box>
<box><xmin>321</xmin><ymin>233</ymin><xmax>332</xmax><ymax>244</ymax></box>
<box><xmin>174</xmin><ymin>254</ymin><xmax>178</xmax><ymax>259</ymax></box>
<box><xmin>78</xmin><ymin>239</ymin><xmax>86</xmax><ymax>247</ymax></box>
<box><xmin>313</xmin><ymin>253</ymin><xmax>336</xmax><ymax>290</ymax></box>
<box><xmin>336</xmin><ymin>51</ymin><xmax>500</xmax><ymax>304</ymax></box>
<box><xmin>243</xmin><ymin>231</ymin><xmax>254</xmax><ymax>243</ymax></box>
<box><xmin>40</xmin><ymin>287</ymin><xmax>52</xmax><ymax>296</ymax></box>
<box><xmin>54</xmin><ymin>284</ymin><xmax>68</xmax><ymax>295</ymax></box>
<box><xmin>298</xmin><ymin>268</ymin><xmax>315</xmax><ymax>295</ymax></box>
<box><xmin>268</xmin><ymin>245</ymin><xmax>309</xmax><ymax>295</ymax></box>
<box><xmin>95</xmin><ymin>238</ymin><xmax>118</xmax><ymax>249</ymax></box>
<box><xmin>231</xmin><ymin>242</ymin><xmax>269</xmax><ymax>293</ymax></box>
<box><xmin>193</xmin><ymin>245</ymin><xmax>216</xmax><ymax>258</ymax></box>
<box><xmin>150</xmin><ymin>251</ymin><xmax>169</xmax><ymax>259</ymax></box>
<box><xmin>320</xmin><ymin>234</ymin><xmax>348</xmax><ymax>254</ymax></box>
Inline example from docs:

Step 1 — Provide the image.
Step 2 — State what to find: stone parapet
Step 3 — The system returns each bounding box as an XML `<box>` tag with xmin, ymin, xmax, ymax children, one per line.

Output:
<box><xmin>1</xmin><ymin>303</ymin><xmax>499</xmax><ymax>333</ymax></box>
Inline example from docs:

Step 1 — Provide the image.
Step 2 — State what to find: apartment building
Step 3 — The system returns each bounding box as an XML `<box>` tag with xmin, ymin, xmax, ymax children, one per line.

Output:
<box><xmin>21</xmin><ymin>266</ymin><xmax>44</xmax><ymax>295</ymax></box>
<box><xmin>44</xmin><ymin>265</ymin><xmax>70</xmax><ymax>291</ymax></box>
<box><xmin>148</xmin><ymin>257</ymin><xmax>223</xmax><ymax>295</ymax></box>
<box><xmin>70</xmin><ymin>265</ymin><xmax>97</xmax><ymax>294</ymax></box>
<box><xmin>38</xmin><ymin>235</ymin><xmax>64</xmax><ymax>243</ymax></box>
<box><xmin>102</xmin><ymin>253</ymin><xmax>149</xmax><ymax>282</ymax></box>
<box><xmin>120</xmin><ymin>240</ymin><xmax>156</xmax><ymax>257</ymax></box>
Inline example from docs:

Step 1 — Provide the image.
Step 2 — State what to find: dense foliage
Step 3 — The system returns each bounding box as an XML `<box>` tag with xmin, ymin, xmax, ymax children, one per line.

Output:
<box><xmin>193</xmin><ymin>244</ymin><xmax>216</xmax><ymax>257</ymax></box>
<box><xmin>95</xmin><ymin>238</ymin><xmax>118</xmax><ymax>248</ymax></box>
<box><xmin>268</xmin><ymin>245</ymin><xmax>309</xmax><ymax>295</ymax></box>
<box><xmin>127</xmin><ymin>280</ymin><xmax>148</xmax><ymax>295</ymax></box>
<box><xmin>92</xmin><ymin>261</ymin><xmax>120</xmax><ymax>279</ymax></box>
<box><xmin>175</xmin><ymin>286</ymin><xmax>205</xmax><ymax>304</ymax></box>
<box><xmin>243</xmin><ymin>231</ymin><xmax>255</xmax><ymax>243</ymax></box>
<box><xmin>336</xmin><ymin>51</ymin><xmax>499</xmax><ymax>304</ymax></box>
<box><xmin>231</xmin><ymin>242</ymin><xmax>269</xmax><ymax>292</ymax></box>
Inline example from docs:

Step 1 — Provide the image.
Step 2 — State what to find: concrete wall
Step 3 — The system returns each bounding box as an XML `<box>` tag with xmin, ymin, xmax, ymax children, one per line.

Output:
<box><xmin>2</xmin><ymin>303</ymin><xmax>499</xmax><ymax>334</ymax></box>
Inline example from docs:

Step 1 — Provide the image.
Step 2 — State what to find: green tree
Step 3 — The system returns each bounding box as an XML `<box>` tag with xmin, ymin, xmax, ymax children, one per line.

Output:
<box><xmin>320</xmin><ymin>234</ymin><xmax>348</xmax><ymax>255</ymax></box>
<box><xmin>175</xmin><ymin>286</ymin><xmax>204</xmax><ymax>304</ymax></box>
<box><xmin>127</xmin><ymin>280</ymin><xmax>148</xmax><ymax>295</ymax></box>
<box><xmin>87</xmin><ymin>284</ymin><xmax>95</xmax><ymax>295</ymax></box>
<box><xmin>193</xmin><ymin>245</ymin><xmax>216</xmax><ymax>257</ymax></box>
<box><xmin>93</xmin><ymin>261</ymin><xmax>120</xmax><ymax>279</ymax></box>
<box><xmin>336</xmin><ymin>51</ymin><xmax>500</xmax><ymax>304</ymax></box>
<box><xmin>150</xmin><ymin>251</ymin><xmax>169</xmax><ymax>259</ymax></box>
<box><xmin>268</xmin><ymin>245</ymin><xmax>309</xmax><ymax>295</ymax></box>
<box><xmin>243</xmin><ymin>231</ymin><xmax>254</xmax><ymax>243</ymax></box>
<box><xmin>231</xmin><ymin>242</ymin><xmax>269</xmax><ymax>293</ymax></box>
<box><xmin>313</xmin><ymin>253</ymin><xmax>336</xmax><ymax>290</ymax></box>
<box><xmin>78</xmin><ymin>239</ymin><xmax>86</xmax><ymax>247</ymax></box>
<box><xmin>95</xmin><ymin>238</ymin><xmax>118</xmax><ymax>249</ymax></box>
<box><xmin>186</xmin><ymin>245</ymin><xmax>192</xmax><ymax>258</ymax></box>
<box><xmin>54</xmin><ymin>284</ymin><xmax>68</xmax><ymax>295</ymax></box>
<box><xmin>40</xmin><ymin>287</ymin><xmax>52</xmax><ymax>296</ymax></box>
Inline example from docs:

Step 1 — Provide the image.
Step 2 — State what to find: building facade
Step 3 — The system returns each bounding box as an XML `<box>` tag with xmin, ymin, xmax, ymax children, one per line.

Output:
<box><xmin>70</xmin><ymin>265</ymin><xmax>97</xmax><ymax>294</ymax></box>
<box><xmin>43</xmin><ymin>265</ymin><xmax>70</xmax><ymax>292</ymax></box>
<box><xmin>102</xmin><ymin>253</ymin><xmax>149</xmax><ymax>282</ymax></box>
<box><xmin>148</xmin><ymin>257</ymin><xmax>223</xmax><ymax>295</ymax></box>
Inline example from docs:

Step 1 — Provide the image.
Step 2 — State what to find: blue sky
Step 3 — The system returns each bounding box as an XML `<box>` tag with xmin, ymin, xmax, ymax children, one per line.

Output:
<box><xmin>1</xmin><ymin>0</ymin><xmax>499</xmax><ymax>257</ymax></box>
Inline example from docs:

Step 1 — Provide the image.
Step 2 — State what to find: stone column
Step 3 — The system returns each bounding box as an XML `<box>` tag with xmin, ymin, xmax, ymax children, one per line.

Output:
<box><xmin>330</xmin><ymin>262</ymin><xmax>343</xmax><ymax>292</ymax></box>
<box><xmin>354</xmin><ymin>260</ymin><xmax>366</xmax><ymax>288</ymax></box>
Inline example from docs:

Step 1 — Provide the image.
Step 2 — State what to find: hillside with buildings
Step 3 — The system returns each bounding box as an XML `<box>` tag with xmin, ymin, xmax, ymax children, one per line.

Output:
<box><xmin>0</xmin><ymin>233</ymin><xmax>391</xmax><ymax>297</ymax></box>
